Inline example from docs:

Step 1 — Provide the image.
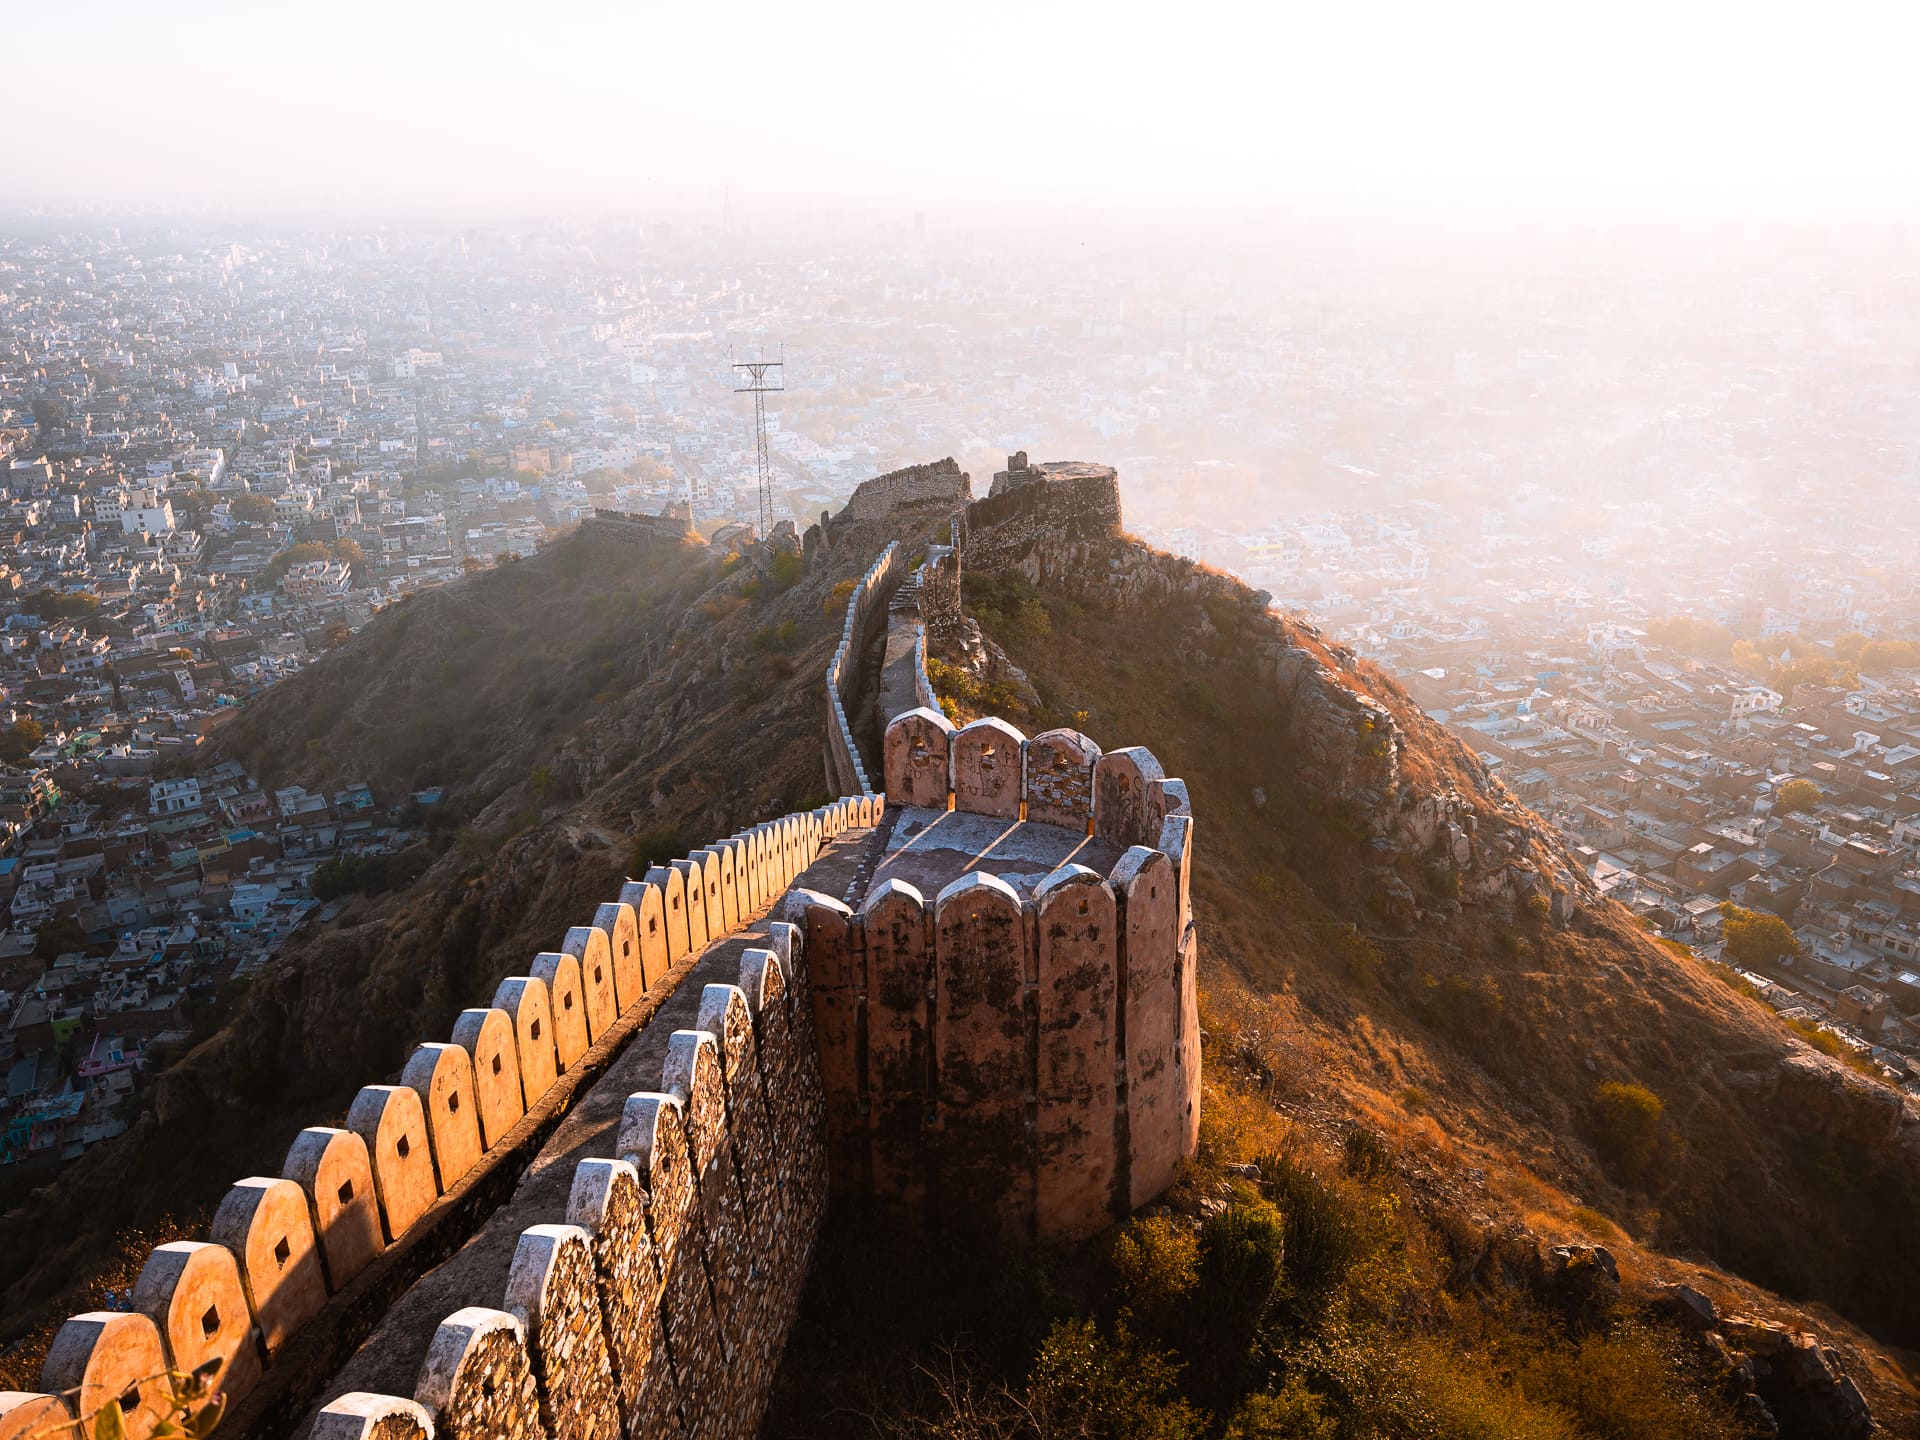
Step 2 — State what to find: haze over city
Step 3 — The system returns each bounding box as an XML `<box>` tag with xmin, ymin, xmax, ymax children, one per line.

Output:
<box><xmin>14</xmin><ymin>0</ymin><xmax>1920</xmax><ymax>219</ymax></box>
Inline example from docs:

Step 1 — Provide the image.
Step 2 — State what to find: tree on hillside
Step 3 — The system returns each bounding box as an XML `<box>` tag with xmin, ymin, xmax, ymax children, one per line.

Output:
<box><xmin>1590</xmin><ymin>1080</ymin><xmax>1665</xmax><ymax>1180</ymax></box>
<box><xmin>1776</xmin><ymin>778</ymin><xmax>1822</xmax><ymax>813</ymax></box>
<box><xmin>1721</xmin><ymin>905</ymin><xmax>1799</xmax><ymax>967</ymax></box>
<box><xmin>30</xmin><ymin>396</ymin><xmax>65</xmax><ymax>431</ymax></box>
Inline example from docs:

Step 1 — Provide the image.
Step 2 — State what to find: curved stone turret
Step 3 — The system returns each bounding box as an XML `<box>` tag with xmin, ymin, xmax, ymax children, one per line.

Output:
<box><xmin>791</xmin><ymin>708</ymin><xmax>1200</xmax><ymax>1242</ymax></box>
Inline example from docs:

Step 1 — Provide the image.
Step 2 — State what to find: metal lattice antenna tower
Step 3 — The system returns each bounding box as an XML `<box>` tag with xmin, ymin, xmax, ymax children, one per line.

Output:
<box><xmin>732</xmin><ymin>350</ymin><xmax>783</xmax><ymax>538</ymax></box>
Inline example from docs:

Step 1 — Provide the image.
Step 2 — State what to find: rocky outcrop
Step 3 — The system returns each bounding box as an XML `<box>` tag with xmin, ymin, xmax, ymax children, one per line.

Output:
<box><xmin>1763</xmin><ymin>1053</ymin><xmax>1910</xmax><ymax>1147</ymax></box>
<box><xmin>1720</xmin><ymin>1316</ymin><xmax>1876</xmax><ymax>1439</ymax></box>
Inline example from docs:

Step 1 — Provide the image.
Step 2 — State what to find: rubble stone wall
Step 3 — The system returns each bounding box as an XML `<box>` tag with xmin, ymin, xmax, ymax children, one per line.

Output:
<box><xmin>834</xmin><ymin>457</ymin><xmax>972</xmax><ymax>525</ymax></box>
<box><xmin>585</xmin><ymin>507</ymin><xmax>701</xmax><ymax>548</ymax></box>
<box><xmin>917</xmin><ymin>518</ymin><xmax>965</xmax><ymax>642</ymax></box>
<box><xmin>958</xmin><ymin>459</ymin><xmax>1121</xmax><ymax>585</ymax></box>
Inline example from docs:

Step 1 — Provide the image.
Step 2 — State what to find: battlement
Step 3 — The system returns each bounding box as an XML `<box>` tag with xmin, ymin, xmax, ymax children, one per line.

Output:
<box><xmin>13</xmin><ymin>795</ymin><xmax>885</xmax><ymax>1440</ymax></box>
<box><xmin>789</xmin><ymin>707</ymin><xmax>1200</xmax><ymax>1241</ymax></box>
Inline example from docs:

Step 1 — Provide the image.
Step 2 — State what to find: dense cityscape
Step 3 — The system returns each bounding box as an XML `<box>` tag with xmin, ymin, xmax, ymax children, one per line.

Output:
<box><xmin>2</xmin><ymin>212</ymin><xmax>1918</xmax><ymax>1173</ymax></box>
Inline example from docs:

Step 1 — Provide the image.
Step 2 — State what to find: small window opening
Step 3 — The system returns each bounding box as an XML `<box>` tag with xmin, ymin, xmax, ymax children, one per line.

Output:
<box><xmin>530</xmin><ymin>1018</ymin><xmax>543</xmax><ymax>1041</ymax></box>
<box><xmin>273</xmin><ymin>1236</ymin><xmax>291</xmax><ymax>1267</ymax></box>
<box><xmin>338</xmin><ymin>1178</ymin><xmax>355</xmax><ymax>1205</ymax></box>
<box><xmin>200</xmin><ymin>1306</ymin><xmax>220</xmax><ymax>1339</ymax></box>
<box><xmin>119</xmin><ymin>1386</ymin><xmax>142</xmax><ymax>1414</ymax></box>
<box><xmin>491</xmin><ymin>1054</ymin><xmax>504</xmax><ymax>1076</ymax></box>
<box><xmin>564</xmin><ymin>992</ymin><xmax>575</xmax><ymax>1011</ymax></box>
<box><xmin>447</xmin><ymin>1091</ymin><xmax>461</xmax><ymax>1114</ymax></box>
<box><xmin>396</xmin><ymin>1134</ymin><xmax>411</xmax><ymax>1159</ymax></box>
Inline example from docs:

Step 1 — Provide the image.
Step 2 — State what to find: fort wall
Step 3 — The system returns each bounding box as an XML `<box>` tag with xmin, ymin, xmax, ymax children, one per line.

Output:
<box><xmin>21</xmin><ymin>796</ymin><xmax>871</xmax><ymax>1440</ymax></box>
<box><xmin>824</xmin><ymin>541</ymin><xmax>907</xmax><ymax>796</ymax></box>
<box><xmin>583</xmin><ymin>507</ymin><xmax>702</xmax><ymax>548</ymax></box>
<box><xmin>789</xmin><ymin>708</ymin><xmax>1201</xmax><ymax>1242</ymax></box>
<box><xmin>833</xmin><ymin>457</ymin><xmax>972</xmax><ymax>525</ymax></box>
<box><xmin>958</xmin><ymin>456</ymin><xmax>1122</xmax><ymax>586</ymax></box>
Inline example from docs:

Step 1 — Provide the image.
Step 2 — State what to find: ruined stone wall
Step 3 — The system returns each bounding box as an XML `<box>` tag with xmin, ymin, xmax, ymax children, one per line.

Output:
<box><xmin>788</xmin><ymin>710</ymin><xmax>1200</xmax><ymax>1243</ymax></box>
<box><xmin>585</xmin><ymin>508</ymin><xmax>702</xmax><ymax>548</ymax></box>
<box><xmin>825</xmin><ymin>542</ymin><xmax>906</xmax><ymax>796</ymax></box>
<box><xmin>918</xmin><ymin>518</ymin><xmax>965</xmax><ymax>642</ymax></box>
<box><xmin>19</xmin><ymin>796</ymin><xmax>878</xmax><ymax>1440</ymax></box>
<box><xmin>834</xmin><ymin>457</ymin><xmax>972</xmax><ymax>525</ymax></box>
<box><xmin>957</xmin><ymin>459</ymin><xmax>1122</xmax><ymax>587</ymax></box>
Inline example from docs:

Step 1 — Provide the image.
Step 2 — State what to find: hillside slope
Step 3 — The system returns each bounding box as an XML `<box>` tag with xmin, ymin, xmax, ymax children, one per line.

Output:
<box><xmin>0</xmin><ymin>522</ymin><xmax>890</xmax><ymax>1368</ymax></box>
<box><xmin>883</xmin><ymin>522</ymin><xmax>1920</xmax><ymax>1426</ymax></box>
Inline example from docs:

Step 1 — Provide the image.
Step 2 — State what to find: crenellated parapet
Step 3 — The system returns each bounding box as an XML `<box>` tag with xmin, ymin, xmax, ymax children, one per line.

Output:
<box><xmin>788</xmin><ymin>707</ymin><xmax>1201</xmax><ymax>1242</ymax></box>
<box><xmin>16</xmin><ymin>795</ymin><xmax>874</xmax><ymax>1440</ymax></box>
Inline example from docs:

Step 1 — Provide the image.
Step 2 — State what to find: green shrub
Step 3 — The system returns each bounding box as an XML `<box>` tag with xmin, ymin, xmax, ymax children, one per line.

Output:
<box><xmin>628</xmin><ymin>827</ymin><xmax>688</xmax><ymax>876</ymax></box>
<box><xmin>1198</xmin><ymin>1195</ymin><xmax>1286</xmax><ymax>1329</ymax></box>
<box><xmin>1590</xmin><ymin>1081</ymin><xmax>1663</xmax><ymax>1178</ymax></box>
<box><xmin>1223</xmin><ymin>1378</ymin><xmax>1338</xmax><ymax>1440</ymax></box>
<box><xmin>1253</xmin><ymin>1150</ymin><xmax>1370</xmax><ymax>1302</ymax></box>
<box><xmin>1026</xmin><ymin>1318</ymin><xmax>1202</xmax><ymax>1440</ymax></box>
<box><xmin>1515</xmin><ymin>1322</ymin><xmax>1733</xmax><ymax>1440</ymax></box>
<box><xmin>1112</xmin><ymin>1216</ymin><xmax>1199</xmax><ymax>1323</ymax></box>
<box><xmin>750</xmin><ymin>620</ymin><xmax>799</xmax><ymax>652</ymax></box>
<box><xmin>770</xmin><ymin>549</ymin><xmax>804</xmax><ymax>589</ymax></box>
<box><xmin>1342</xmin><ymin>1126</ymin><xmax>1393</xmax><ymax>1183</ymax></box>
<box><xmin>822</xmin><ymin>578</ymin><xmax>857</xmax><ymax>614</ymax></box>
<box><xmin>1014</xmin><ymin>596</ymin><xmax>1052</xmax><ymax>637</ymax></box>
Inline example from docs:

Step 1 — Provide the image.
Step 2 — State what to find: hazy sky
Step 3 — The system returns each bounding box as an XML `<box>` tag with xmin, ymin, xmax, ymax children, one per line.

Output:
<box><xmin>14</xmin><ymin>0</ymin><xmax>1920</xmax><ymax>221</ymax></box>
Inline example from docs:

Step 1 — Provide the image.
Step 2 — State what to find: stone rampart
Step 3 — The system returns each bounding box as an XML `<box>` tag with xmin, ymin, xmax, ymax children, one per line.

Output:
<box><xmin>584</xmin><ymin>507</ymin><xmax>702</xmax><ymax>548</ymax></box>
<box><xmin>834</xmin><ymin>457</ymin><xmax>972</xmax><ymax>525</ymax></box>
<box><xmin>918</xmin><ymin>518</ymin><xmax>964</xmax><ymax>642</ymax></box>
<box><xmin>825</xmin><ymin>541</ymin><xmax>907</xmax><ymax>795</ymax></box>
<box><xmin>20</xmin><ymin>796</ymin><xmax>874</xmax><ymax>1440</ymax></box>
<box><xmin>789</xmin><ymin>709</ymin><xmax>1200</xmax><ymax>1242</ymax></box>
<box><xmin>958</xmin><ymin>457</ymin><xmax>1122</xmax><ymax>586</ymax></box>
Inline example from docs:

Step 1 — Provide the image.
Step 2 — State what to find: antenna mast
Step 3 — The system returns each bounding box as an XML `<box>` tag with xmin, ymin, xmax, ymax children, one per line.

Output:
<box><xmin>732</xmin><ymin>350</ymin><xmax>783</xmax><ymax>539</ymax></box>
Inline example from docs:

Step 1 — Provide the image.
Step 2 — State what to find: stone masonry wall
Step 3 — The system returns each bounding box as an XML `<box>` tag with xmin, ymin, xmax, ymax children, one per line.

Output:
<box><xmin>788</xmin><ymin>708</ymin><xmax>1201</xmax><ymax>1243</ymax></box>
<box><xmin>22</xmin><ymin>796</ymin><xmax>868</xmax><ymax>1440</ymax></box>
<box><xmin>957</xmin><ymin>458</ymin><xmax>1122</xmax><ymax>586</ymax></box>
<box><xmin>834</xmin><ymin>457</ymin><xmax>972</xmax><ymax>525</ymax></box>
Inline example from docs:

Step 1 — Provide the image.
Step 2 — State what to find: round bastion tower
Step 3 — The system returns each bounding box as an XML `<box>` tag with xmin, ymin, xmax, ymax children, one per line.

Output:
<box><xmin>787</xmin><ymin>705</ymin><xmax>1201</xmax><ymax>1242</ymax></box>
